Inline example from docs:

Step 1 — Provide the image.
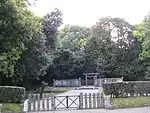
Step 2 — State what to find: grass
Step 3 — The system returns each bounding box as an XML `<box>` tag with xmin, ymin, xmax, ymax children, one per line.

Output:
<box><xmin>1</xmin><ymin>103</ymin><xmax>22</xmax><ymax>113</ymax></box>
<box><xmin>44</xmin><ymin>87</ymin><xmax>72</xmax><ymax>94</ymax></box>
<box><xmin>27</xmin><ymin>87</ymin><xmax>72</xmax><ymax>94</ymax></box>
<box><xmin>111</xmin><ymin>96</ymin><xmax>150</xmax><ymax>108</ymax></box>
<box><xmin>25</xmin><ymin>87</ymin><xmax>72</xmax><ymax>99</ymax></box>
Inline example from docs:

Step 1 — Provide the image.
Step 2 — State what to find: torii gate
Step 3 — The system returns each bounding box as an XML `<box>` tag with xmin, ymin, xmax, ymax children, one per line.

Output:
<box><xmin>83</xmin><ymin>73</ymin><xmax>99</xmax><ymax>86</ymax></box>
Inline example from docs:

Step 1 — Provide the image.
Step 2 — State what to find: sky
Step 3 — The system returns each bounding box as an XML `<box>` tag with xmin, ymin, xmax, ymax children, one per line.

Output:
<box><xmin>30</xmin><ymin>0</ymin><xmax>150</xmax><ymax>27</ymax></box>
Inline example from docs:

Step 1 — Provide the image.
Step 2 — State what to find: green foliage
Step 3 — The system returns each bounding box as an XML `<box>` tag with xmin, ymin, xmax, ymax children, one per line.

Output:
<box><xmin>14</xmin><ymin>9</ymin><xmax>62</xmax><ymax>86</ymax></box>
<box><xmin>58</xmin><ymin>25</ymin><xmax>90</xmax><ymax>51</ymax></box>
<box><xmin>14</xmin><ymin>33</ymin><xmax>53</xmax><ymax>85</ymax></box>
<box><xmin>49</xmin><ymin>25</ymin><xmax>90</xmax><ymax>79</ymax></box>
<box><xmin>133</xmin><ymin>14</ymin><xmax>150</xmax><ymax>78</ymax></box>
<box><xmin>133</xmin><ymin>23</ymin><xmax>145</xmax><ymax>45</ymax></box>
<box><xmin>85</xmin><ymin>17</ymin><xmax>141</xmax><ymax>79</ymax></box>
<box><xmin>103</xmin><ymin>81</ymin><xmax>150</xmax><ymax>97</ymax></box>
<box><xmin>85</xmin><ymin>25</ymin><xmax>117</xmax><ymax>74</ymax></box>
<box><xmin>0</xmin><ymin>86</ymin><xmax>25</xmax><ymax>103</ymax></box>
<box><xmin>128</xmin><ymin>81</ymin><xmax>150</xmax><ymax>94</ymax></box>
<box><xmin>2</xmin><ymin>103</ymin><xmax>22</xmax><ymax>113</ymax></box>
<box><xmin>0</xmin><ymin>0</ymin><xmax>41</xmax><ymax>77</ymax></box>
<box><xmin>143</xmin><ymin>14</ymin><xmax>150</xmax><ymax>58</ymax></box>
<box><xmin>111</xmin><ymin>96</ymin><xmax>150</xmax><ymax>108</ymax></box>
<box><xmin>1</xmin><ymin>0</ymin><xmax>150</xmax><ymax>88</ymax></box>
<box><xmin>43</xmin><ymin>8</ymin><xmax>62</xmax><ymax>49</ymax></box>
<box><xmin>103</xmin><ymin>82</ymin><xmax>129</xmax><ymax>97</ymax></box>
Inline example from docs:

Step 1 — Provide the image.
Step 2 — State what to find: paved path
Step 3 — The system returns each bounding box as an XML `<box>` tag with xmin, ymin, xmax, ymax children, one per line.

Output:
<box><xmin>57</xmin><ymin>86</ymin><xmax>100</xmax><ymax>96</ymax></box>
<box><xmin>54</xmin><ymin>87</ymin><xmax>100</xmax><ymax>109</ymax></box>
<box><xmin>31</xmin><ymin>107</ymin><xmax>150</xmax><ymax>113</ymax></box>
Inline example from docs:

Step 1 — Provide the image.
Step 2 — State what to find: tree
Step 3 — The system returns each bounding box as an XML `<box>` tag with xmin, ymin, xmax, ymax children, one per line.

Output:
<box><xmin>43</xmin><ymin>8</ymin><xmax>62</xmax><ymax>49</ymax></box>
<box><xmin>48</xmin><ymin>25</ymin><xmax>90</xmax><ymax>79</ymax></box>
<box><xmin>0</xmin><ymin>0</ymin><xmax>41</xmax><ymax>84</ymax></box>
<box><xmin>85</xmin><ymin>25</ymin><xmax>117</xmax><ymax>76</ymax></box>
<box><xmin>133</xmin><ymin>14</ymin><xmax>150</xmax><ymax>79</ymax></box>
<box><xmin>85</xmin><ymin>17</ymin><xmax>141</xmax><ymax>79</ymax></box>
<box><xmin>14</xmin><ymin>9</ymin><xmax>62</xmax><ymax>87</ymax></box>
<box><xmin>141</xmin><ymin>15</ymin><xmax>150</xmax><ymax>59</ymax></box>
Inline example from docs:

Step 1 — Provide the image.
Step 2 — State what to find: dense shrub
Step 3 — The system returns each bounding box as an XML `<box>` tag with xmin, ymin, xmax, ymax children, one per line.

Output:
<box><xmin>102</xmin><ymin>82</ymin><xmax>129</xmax><ymax>97</ymax></box>
<box><xmin>128</xmin><ymin>81</ymin><xmax>150</xmax><ymax>94</ymax></box>
<box><xmin>0</xmin><ymin>86</ymin><xmax>26</xmax><ymax>103</ymax></box>
<box><xmin>102</xmin><ymin>81</ymin><xmax>150</xmax><ymax>97</ymax></box>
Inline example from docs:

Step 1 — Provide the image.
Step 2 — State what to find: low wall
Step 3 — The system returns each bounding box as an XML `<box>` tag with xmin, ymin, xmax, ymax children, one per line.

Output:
<box><xmin>104</xmin><ymin>78</ymin><xmax>123</xmax><ymax>83</ymax></box>
<box><xmin>53</xmin><ymin>79</ymin><xmax>81</xmax><ymax>87</ymax></box>
<box><xmin>95</xmin><ymin>77</ymin><xmax>123</xmax><ymax>87</ymax></box>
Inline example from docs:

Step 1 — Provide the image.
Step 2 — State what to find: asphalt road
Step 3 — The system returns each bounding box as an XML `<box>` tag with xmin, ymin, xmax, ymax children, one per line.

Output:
<box><xmin>31</xmin><ymin>107</ymin><xmax>150</xmax><ymax>113</ymax></box>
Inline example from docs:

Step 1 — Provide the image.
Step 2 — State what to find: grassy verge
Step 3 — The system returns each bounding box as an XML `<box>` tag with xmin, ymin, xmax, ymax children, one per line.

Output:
<box><xmin>27</xmin><ymin>87</ymin><xmax>72</xmax><ymax>94</ymax></box>
<box><xmin>111</xmin><ymin>96</ymin><xmax>150</xmax><ymax>108</ymax></box>
<box><xmin>1</xmin><ymin>103</ymin><xmax>22</xmax><ymax>113</ymax></box>
<box><xmin>44</xmin><ymin>87</ymin><xmax>72</xmax><ymax>94</ymax></box>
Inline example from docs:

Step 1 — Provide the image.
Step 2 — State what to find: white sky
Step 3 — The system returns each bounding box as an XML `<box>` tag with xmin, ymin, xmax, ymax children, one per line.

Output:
<box><xmin>30</xmin><ymin>0</ymin><xmax>150</xmax><ymax>26</ymax></box>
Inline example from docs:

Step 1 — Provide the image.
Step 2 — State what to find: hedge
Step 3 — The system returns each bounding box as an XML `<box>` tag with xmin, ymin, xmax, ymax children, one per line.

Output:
<box><xmin>0</xmin><ymin>86</ymin><xmax>26</xmax><ymax>103</ymax></box>
<box><xmin>102</xmin><ymin>81</ymin><xmax>150</xmax><ymax>98</ymax></box>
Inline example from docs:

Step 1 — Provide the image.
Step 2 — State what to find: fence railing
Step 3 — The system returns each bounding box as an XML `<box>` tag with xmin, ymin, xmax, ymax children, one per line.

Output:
<box><xmin>27</xmin><ymin>93</ymin><xmax>105</xmax><ymax>112</ymax></box>
<box><xmin>95</xmin><ymin>78</ymin><xmax>123</xmax><ymax>87</ymax></box>
<box><xmin>53</xmin><ymin>78</ymin><xmax>81</xmax><ymax>87</ymax></box>
<box><xmin>110</xmin><ymin>93</ymin><xmax>150</xmax><ymax>98</ymax></box>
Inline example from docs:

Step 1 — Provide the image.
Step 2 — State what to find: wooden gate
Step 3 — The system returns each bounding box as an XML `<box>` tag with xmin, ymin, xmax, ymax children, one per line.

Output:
<box><xmin>54</xmin><ymin>95</ymin><xmax>80</xmax><ymax>110</ymax></box>
<box><xmin>27</xmin><ymin>93</ymin><xmax>104</xmax><ymax>112</ymax></box>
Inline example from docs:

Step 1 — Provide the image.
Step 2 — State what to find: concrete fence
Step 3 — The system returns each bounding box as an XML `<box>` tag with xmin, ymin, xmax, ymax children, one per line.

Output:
<box><xmin>94</xmin><ymin>77</ymin><xmax>123</xmax><ymax>87</ymax></box>
<box><xmin>26</xmin><ymin>93</ymin><xmax>107</xmax><ymax>112</ymax></box>
<box><xmin>53</xmin><ymin>78</ymin><xmax>81</xmax><ymax>87</ymax></box>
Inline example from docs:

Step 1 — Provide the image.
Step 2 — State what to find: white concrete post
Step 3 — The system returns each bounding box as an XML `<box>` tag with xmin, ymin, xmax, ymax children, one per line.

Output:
<box><xmin>33</xmin><ymin>94</ymin><xmax>36</xmax><ymax>111</ymax></box>
<box><xmin>23</xmin><ymin>99</ymin><xmax>29</xmax><ymax>112</ymax></box>
<box><xmin>104</xmin><ymin>95</ymin><xmax>112</xmax><ymax>108</ymax></box>
<box><xmin>37</xmin><ymin>94</ymin><xmax>40</xmax><ymax>111</ymax></box>
<box><xmin>28</xmin><ymin>94</ymin><xmax>32</xmax><ymax>112</ymax></box>
<box><xmin>86</xmin><ymin>75</ymin><xmax>87</xmax><ymax>86</ymax></box>
<box><xmin>128</xmin><ymin>93</ymin><xmax>130</xmax><ymax>97</ymax></box>
<box><xmin>93</xmin><ymin>93</ymin><xmax>96</xmax><ymax>108</ymax></box>
<box><xmin>94</xmin><ymin>76</ymin><xmax>96</xmax><ymax>86</ymax></box>
<box><xmin>89</xmin><ymin>93</ymin><xmax>92</xmax><ymax>108</ymax></box>
<box><xmin>42</xmin><ymin>94</ymin><xmax>45</xmax><ymax>111</ymax></box>
<box><xmin>97</xmin><ymin>93</ymin><xmax>100</xmax><ymax>108</ymax></box>
<box><xmin>84</xmin><ymin>93</ymin><xmax>88</xmax><ymax>108</ymax></box>
<box><xmin>79</xmin><ymin>77</ymin><xmax>81</xmax><ymax>86</ymax></box>
<box><xmin>46</xmin><ymin>94</ymin><xmax>50</xmax><ymax>111</ymax></box>
<box><xmin>53</xmin><ymin>79</ymin><xmax>55</xmax><ymax>86</ymax></box>
<box><xmin>79</xmin><ymin>93</ymin><xmax>83</xmax><ymax>109</ymax></box>
<box><xmin>51</xmin><ymin>94</ymin><xmax>55</xmax><ymax>110</ymax></box>
<box><xmin>101</xmin><ymin>93</ymin><xmax>105</xmax><ymax>108</ymax></box>
<box><xmin>99</xmin><ymin>79</ymin><xmax>101</xmax><ymax>87</ymax></box>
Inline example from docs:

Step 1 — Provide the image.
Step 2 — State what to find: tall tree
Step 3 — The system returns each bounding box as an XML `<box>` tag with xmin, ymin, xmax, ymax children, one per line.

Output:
<box><xmin>48</xmin><ymin>25</ymin><xmax>90</xmax><ymax>79</ymax></box>
<box><xmin>134</xmin><ymin>14</ymin><xmax>150</xmax><ymax>79</ymax></box>
<box><xmin>14</xmin><ymin>9</ymin><xmax>62</xmax><ymax>87</ymax></box>
<box><xmin>85</xmin><ymin>25</ymin><xmax>117</xmax><ymax>76</ymax></box>
<box><xmin>0</xmin><ymin>0</ymin><xmax>41</xmax><ymax>82</ymax></box>
<box><xmin>85</xmin><ymin>17</ymin><xmax>141</xmax><ymax>79</ymax></box>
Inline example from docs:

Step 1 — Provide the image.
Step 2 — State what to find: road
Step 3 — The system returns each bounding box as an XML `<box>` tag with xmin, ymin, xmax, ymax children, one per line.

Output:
<box><xmin>31</xmin><ymin>107</ymin><xmax>150</xmax><ymax>113</ymax></box>
<box><xmin>57</xmin><ymin>86</ymin><xmax>100</xmax><ymax>96</ymax></box>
